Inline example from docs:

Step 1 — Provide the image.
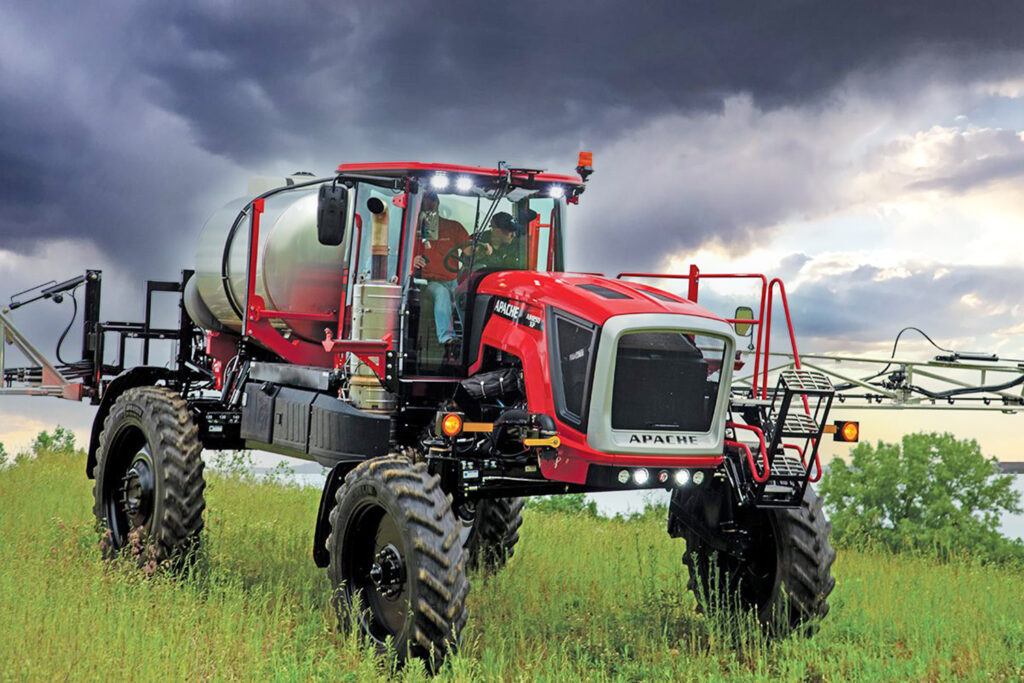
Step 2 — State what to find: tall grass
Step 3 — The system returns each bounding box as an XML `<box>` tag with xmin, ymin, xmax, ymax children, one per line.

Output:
<box><xmin>1</xmin><ymin>449</ymin><xmax>1022</xmax><ymax>680</ymax></box>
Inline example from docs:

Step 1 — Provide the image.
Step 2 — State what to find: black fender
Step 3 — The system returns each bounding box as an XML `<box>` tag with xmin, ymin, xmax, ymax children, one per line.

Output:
<box><xmin>86</xmin><ymin>366</ymin><xmax>176</xmax><ymax>478</ymax></box>
<box><xmin>312</xmin><ymin>460</ymin><xmax>361</xmax><ymax>567</ymax></box>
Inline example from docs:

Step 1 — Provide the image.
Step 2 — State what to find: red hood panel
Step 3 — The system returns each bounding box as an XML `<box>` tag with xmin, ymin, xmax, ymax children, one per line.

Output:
<box><xmin>475</xmin><ymin>271</ymin><xmax>725</xmax><ymax>325</ymax></box>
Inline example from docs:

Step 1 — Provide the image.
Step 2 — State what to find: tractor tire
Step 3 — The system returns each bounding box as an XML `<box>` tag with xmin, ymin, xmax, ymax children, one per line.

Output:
<box><xmin>327</xmin><ymin>456</ymin><xmax>469</xmax><ymax>670</ymax></box>
<box><xmin>459</xmin><ymin>497</ymin><xmax>524</xmax><ymax>572</ymax></box>
<box><xmin>92</xmin><ymin>386</ymin><xmax>205</xmax><ymax>570</ymax></box>
<box><xmin>670</xmin><ymin>484</ymin><xmax>835</xmax><ymax>634</ymax></box>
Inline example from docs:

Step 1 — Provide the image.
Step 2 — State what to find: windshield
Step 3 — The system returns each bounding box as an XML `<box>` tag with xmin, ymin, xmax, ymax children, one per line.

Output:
<box><xmin>416</xmin><ymin>186</ymin><xmax>565</xmax><ymax>276</ymax></box>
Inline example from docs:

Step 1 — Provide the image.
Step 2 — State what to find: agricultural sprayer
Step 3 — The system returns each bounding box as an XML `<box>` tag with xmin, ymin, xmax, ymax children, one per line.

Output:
<box><xmin>3</xmin><ymin>155</ymin><xmax>860</xmax><ymax>667</ymax></box>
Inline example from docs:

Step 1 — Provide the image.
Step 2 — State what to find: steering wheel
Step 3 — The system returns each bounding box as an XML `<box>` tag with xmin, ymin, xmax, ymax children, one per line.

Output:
<box><xmin>443</xmin><ymin>239</ymin><xmax>488</xmax><ymax>273</ymax></box>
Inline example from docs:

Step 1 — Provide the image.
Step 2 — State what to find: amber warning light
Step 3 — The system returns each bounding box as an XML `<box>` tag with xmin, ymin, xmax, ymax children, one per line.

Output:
<box><xmin>828</xmin><ymin>420</ymin><xmax>860</xmax><ymax>443</ymax></box>
<box><xmin>441</xmin><ymin>413</ymin><xmax>464</xmax><ymax>437</ymax></box>
<box><xmin>576</xmin><ymin>151</ymin><xmax>594</xmax><ymax>181</ymax></box>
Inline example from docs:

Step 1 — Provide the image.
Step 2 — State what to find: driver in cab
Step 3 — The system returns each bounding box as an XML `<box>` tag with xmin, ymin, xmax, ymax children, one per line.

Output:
<box><xmin>413</xmin><ymin>191</ymin><xmax>468</xmax><ymax>348</ymax></box>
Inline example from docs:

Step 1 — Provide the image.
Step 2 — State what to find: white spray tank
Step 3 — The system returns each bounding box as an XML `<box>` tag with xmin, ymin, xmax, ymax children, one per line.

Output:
<box><xmin>184</xmin><ymin>174</ymin><xmax>403</xmax><ymax>412</ymax></box>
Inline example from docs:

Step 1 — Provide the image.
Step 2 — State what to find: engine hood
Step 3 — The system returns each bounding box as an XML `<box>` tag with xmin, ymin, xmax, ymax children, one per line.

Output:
<box><xmin>474</xmin><ymin>271</ymin><xmax>727</xmax><ymax>326</ymax></box>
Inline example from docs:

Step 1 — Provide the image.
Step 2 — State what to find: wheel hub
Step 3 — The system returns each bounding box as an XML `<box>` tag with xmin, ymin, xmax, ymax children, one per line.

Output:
<box><xmin>119</xmin><ymin>455</ymin><xmax>154</xmax><ymax>526</ymax></box>
<box><xmin>368</xmin><ymin>544</ymin><xmax>405</xmax><ymax>598</ymax></box>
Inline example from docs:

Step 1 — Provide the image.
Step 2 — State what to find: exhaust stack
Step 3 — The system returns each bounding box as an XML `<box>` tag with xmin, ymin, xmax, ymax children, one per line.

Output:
<box><xmin>367</xmin><ymin>197</ymin><xmax>389</xmax><ymax>281</ymax></box>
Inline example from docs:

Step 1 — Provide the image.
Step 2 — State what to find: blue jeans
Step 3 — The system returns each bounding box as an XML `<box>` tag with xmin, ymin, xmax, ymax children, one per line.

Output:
<box><xmin>425</xmin><ymin>279</ymin><xmax>457</xmax><ymax>344</ymax></box>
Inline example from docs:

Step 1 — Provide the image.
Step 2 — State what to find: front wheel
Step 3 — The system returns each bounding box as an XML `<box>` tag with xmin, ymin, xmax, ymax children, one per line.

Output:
<box><xmin>92</xmin><ymin>386</ymin><xmax>206</xmax><ymax>569</ymax></box>
<box><xmin>669</xmin><ymin>484</ymin><xmax>835</xmax><ymax>633</ymax></box>
<box><xmin>327</xmin><ymin>456</ymin><xmax>469</xmax><ymax>670</ymax></box>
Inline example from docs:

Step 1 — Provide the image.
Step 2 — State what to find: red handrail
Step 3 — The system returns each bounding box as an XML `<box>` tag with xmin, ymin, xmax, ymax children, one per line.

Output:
<box><xmin>725</xmin><ymin>439</ymin><xmax>770</xmax><ymax>483</ymax></box>
<box><xmin>727</xmin><ymin>422</ymin><xmax>770</xmax><ymax>482</ymax></box>
<box><xmin>783</xmin><ymin>442</ymin><xmax>822</xmax><ymax>483</ymax></box>
<box><xmin>242</xmin><ymin>198</ymin><xmax>265</xmax><ymax>337</ymax></box>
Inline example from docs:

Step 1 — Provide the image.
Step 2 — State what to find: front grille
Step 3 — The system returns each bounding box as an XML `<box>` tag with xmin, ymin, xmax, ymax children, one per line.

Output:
<box><xmin>611</xmin><ymin>332</ymin><xmax>719</xmax><ymax>432</ymax></box>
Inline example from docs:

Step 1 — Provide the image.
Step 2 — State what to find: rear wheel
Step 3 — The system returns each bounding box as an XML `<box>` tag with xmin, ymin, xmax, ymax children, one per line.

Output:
<box><xmin>327</xmin><ymin>456</ymin><xmax>468</xmax><ymax>670</ymax></box>
<box><xmin>458</xmin><ymin>497</ymin><xmax>524</xmax><ymax>572</ymax></box>
<box><xmin>670</xmin><ymin>484</ymin><xmax>835</xmax><ymax>633</ymax></box>
<box><xmin>92</xmin><ymin>386</ymin><xmax>205</xmax><ymax>569</ymax></box>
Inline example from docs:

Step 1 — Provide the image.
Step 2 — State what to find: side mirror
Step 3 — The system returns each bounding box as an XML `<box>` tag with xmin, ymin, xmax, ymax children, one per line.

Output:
<box><xmin>316</xmin><ymin>183</ymin><xmax>348</xmax><ymax>246</ymax></box>
<box><xmin>733</xmin><ymin>306</ymin><xmax>755</xmax><ymax>337</ymax></box>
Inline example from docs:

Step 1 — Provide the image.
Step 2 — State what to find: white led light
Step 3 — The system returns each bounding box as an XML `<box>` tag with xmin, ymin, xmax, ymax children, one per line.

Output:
<box><xmin>633</xmin><ymin>468</ymin><xmax>650</xmax><ymax>485</ymax></box>
<box><xmin>430</xmin><ymin>173</ymin><xmax>450</xmax><ymax>190</ymax></box>
<box><xmin>675</xmin><ymin>469</ymin><xmax>690</xmax><ymax>486</ymax></box>
<box><xmin>455</xmin><ymin>176</ymin><xmax>473</xmax><ymax>192</ymax></box>
<box><xmin>547</xmin><ymin>184</ymin><xmax>564</xmax><ymax>198</ymax></box>
<box><xmin>692</xmin><ymin>471</ymin><xmax>705</xmax><ymax>485</ymax></box>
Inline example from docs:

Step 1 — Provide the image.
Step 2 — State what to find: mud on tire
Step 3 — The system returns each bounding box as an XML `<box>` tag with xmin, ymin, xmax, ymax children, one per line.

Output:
<box><xmin>671</xmin><ymin>484</ymin><xmax>835</xmax><ymax>634</ymax></box>
<box><xmin>92</xmin><ymin>386</ymin><xmax>206</xmax><ymax>569</ymax></box>
<box><xmin>460</xmin><ymin>497</ymin><xmax>524</xmax><ymax>572</ymax></box>
<box><xmin>327</xmin><ymin>456</ymin><xmax>469</xmax><ymax>670</ymax></box>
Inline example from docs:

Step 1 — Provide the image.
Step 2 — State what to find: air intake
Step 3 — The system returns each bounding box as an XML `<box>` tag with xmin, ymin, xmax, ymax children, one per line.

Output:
<box><xmin>576</xmin><ymin>283</ymin><xmax>631</xmax><ymax>300</ymax></box>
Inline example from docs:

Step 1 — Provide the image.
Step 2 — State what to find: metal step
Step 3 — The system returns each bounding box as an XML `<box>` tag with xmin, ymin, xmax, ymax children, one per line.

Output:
<box><xmin>769</xmin><ymin>454</ymin><xmax>807</xmax><ymax>480</ymax></box>
<box><xmin>778</xmin><ymin>368</ymin><xmax>834</xmax><ymax>396</ymax></box>
<box><xmin>780</xmin><ymin>412</ymin><xmax>820</xmax><ymax>438</ymax></box>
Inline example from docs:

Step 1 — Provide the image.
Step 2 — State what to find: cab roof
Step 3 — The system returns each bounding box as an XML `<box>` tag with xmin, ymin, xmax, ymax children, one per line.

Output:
<box><xmin>336</xmin><ymin>162</ymin><xmax>585</xmax><ymax>187</ymax></box>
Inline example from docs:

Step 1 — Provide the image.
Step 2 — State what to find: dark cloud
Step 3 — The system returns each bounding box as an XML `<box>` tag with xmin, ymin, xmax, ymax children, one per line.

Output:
<box><xmin>2</xmin><ymin>1</ymin><xmax>1024</xmax><ymax>279</ymax></box>
<box><xmin>135</xmin><ymin>1</ymin><xmax>1024</xmax><ymax>161</ymax></box>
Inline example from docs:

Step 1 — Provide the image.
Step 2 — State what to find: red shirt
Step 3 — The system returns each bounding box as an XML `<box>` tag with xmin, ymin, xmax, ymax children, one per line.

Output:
<box><xmin>418</xmin><ymin>218</ymin><xmax>469</xmax><ymax>282</ymax></box>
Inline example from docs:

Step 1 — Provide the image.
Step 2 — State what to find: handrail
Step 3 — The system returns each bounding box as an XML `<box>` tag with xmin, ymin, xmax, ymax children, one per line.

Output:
<box><xmin>764</xmin><ymin>277</ymin><xmax>811</xmax><ymax>414</ymax></box>
<box><xmin>727</xmin><ymin>421</ymin><xmax>770</xmax><ymax>482</ymax></box>
<box><xmin>725</xmin><ymin>439</ymin><xmax>770</xmax><ymax>483</ymax></box>
<box><xmin>783</xmin><ymin>442</ymin><xmax>822</xmax><ymax>483</ymax></box>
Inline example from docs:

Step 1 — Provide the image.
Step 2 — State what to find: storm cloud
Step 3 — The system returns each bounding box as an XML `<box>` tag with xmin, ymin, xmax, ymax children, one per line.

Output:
<box><xmin>3</xmin><ymin>1</ymin><xmax>1024</xmax><ymax>270</ymax></box>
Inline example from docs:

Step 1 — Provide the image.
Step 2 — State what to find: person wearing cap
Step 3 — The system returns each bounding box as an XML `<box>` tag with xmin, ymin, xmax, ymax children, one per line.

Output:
<box><xmin>468</xmin><ymin>212</ymin><xmax>526</xmax><ymax>271</ymax></box>
<box><xmin>413</xmin><ymin>192</ymin><xmax>469</xmax><ymax>347</ymax></box>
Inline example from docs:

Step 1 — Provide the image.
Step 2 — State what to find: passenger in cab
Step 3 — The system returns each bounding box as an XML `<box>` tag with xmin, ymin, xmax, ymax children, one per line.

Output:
<box><xmin>469</xmin><ymin>212</ymin><xmax>525</xmax><ymax>271</ymax></box>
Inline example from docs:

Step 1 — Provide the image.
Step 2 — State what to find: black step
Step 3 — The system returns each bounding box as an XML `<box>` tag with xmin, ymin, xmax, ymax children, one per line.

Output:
<box><xmin>768</xmin><ymin>454</ymin><xmax>807</xmax><ymax>481</ymax></box>
<box><xmin>779</xmin><ymin>412</ymin><xmax>820</xmax><ymax>438</ymax></box>
<box><xmin>778</xmin><ymin>369</ymin><xmax>834</xmax><ymax>396</ymax></box>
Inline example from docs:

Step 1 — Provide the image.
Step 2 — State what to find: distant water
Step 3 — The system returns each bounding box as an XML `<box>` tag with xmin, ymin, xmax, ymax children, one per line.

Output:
<box><xmin>1002</xmin><ymin>476</ymin><xmax>1024</xmax><ymax>541</ymax></box>
<box><xmin>234</xmin><ymin>453</ymin><xmax>1024</xmax><ymax>541</ymax></box>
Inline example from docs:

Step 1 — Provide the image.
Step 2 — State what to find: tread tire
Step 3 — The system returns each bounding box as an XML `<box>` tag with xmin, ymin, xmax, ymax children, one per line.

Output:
<box><xmin>327</xmin><ymin>456</ymin><xmax>468</xmax><ymax>670</ymax></box>
<box><xmin>92</xmin><ymin>386</ymin><xmax>205</xmax><ymax>569</ymax></box>
<box><xmin>674</xmin><ymin>485</ymin><xmax>835</xmax><ymax>634</ymax></box>
<box><xmin>462</xmin><ymin>497</ymin><xmax>524</xmax><ymax>572</ymax></box>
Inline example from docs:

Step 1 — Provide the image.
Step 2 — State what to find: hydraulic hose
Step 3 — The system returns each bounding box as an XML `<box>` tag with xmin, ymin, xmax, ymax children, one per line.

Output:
<box><xmin>907</xmin><ymin>373</ymin><xmax>1024</xmax><ymax>400</ymax></box>
<box><xmin>54</xmin><ymin>288</ymin><xmax>79</xmax><ymax>366</ymax></box>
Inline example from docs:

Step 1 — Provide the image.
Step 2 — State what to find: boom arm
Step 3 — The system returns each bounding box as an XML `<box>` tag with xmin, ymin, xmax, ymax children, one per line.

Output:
<box><xmin>735</xmin><ymin>352</ymin><xmax>1024</xmax><ymax>412</ymax></box>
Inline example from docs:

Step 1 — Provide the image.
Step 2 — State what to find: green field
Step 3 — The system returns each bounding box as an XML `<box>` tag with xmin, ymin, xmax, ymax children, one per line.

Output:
<box><xmin>1</xmin><ymin>449</ymin><xmax>1022</xmax><ymax>681</ymax></box>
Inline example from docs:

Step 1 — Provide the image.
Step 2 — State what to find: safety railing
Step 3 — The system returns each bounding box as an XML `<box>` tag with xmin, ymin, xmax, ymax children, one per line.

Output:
<box><xmin>617</xmin><ymin>264</ymin><xmax>805</xmax><ymax>400</ymax></box>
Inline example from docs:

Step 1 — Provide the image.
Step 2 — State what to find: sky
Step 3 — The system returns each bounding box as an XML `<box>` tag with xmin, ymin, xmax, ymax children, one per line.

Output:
<box><xmin>2</xmin><ymin>1</ymin><xmax>1024</xmax><ymax>473</ymax></box>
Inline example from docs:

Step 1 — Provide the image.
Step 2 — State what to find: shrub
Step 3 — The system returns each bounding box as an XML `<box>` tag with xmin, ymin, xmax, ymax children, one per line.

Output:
<box><xmin>0</xmin><ymin>441</ymin><xmax>7</xmax><ymax>466</ymax></box>
<box><xmin>31</xmin><ymin>426</ymin><xmax>76</xmax><ymax>455</ymax></box>
<box><xmin>820</xmin><ymin>432</ymin><xmax>1024</xmax><ymax>562</ymax></box>
<box><xmin>614</xmin><ymin>493</ymin><xmax>669</xmax><ymax>522</ymax></box>
<box><xmin>526</xmin><ymin>493</ymin><xmax>598</xmax><ymax>517</ymax></box>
